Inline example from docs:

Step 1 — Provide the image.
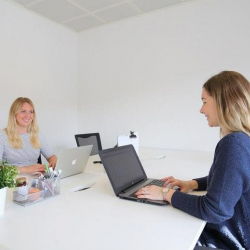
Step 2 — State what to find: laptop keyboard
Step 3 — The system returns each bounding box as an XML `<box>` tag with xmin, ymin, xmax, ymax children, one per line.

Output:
<box><xmin>129</xmin><ymin>179</ymin><xmax>165</xmax><ymax>198</ymax></box>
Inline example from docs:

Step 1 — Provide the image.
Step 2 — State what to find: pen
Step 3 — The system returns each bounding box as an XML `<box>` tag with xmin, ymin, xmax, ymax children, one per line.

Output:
<box><xmin>75</xmin><ymin>187</ymin><xmax>90</xmax><ymax>192</ymax></box>
<box><xmin>49</xmin><ymin>167</ymin><xmax>54</xmax><ymax>178</ymax></box>
<box><xmin>45</xmin><ymin>164</ymin><xmax>49</xmax><ymax>173</ymax></box>
<box><xmin>53</xmin><ymin>170</ymin><xmax>62</xmax><ymax>187</ymax></box>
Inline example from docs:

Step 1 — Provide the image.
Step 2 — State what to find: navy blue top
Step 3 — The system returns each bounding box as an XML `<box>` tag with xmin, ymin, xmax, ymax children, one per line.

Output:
<box><xmin>172</xmin><ymin>132</ymin><xmax>250</xmax><ymax>249</ymax></box>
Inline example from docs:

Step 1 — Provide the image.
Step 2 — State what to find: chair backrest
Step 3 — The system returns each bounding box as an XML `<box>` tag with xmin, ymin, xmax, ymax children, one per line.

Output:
<box><xmin>75</xmin><ymin>133</ymin><xmax>102</xmax><ymax>156</ymax></box>
<box><xmin>37</xmin><ymin>154</ymin><xmax>42</xmax><ymax>164</ymax></box>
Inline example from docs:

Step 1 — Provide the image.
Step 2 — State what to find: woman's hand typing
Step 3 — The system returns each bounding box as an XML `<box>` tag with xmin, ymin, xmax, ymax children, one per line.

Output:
<box><xmin>162</xmin><ymin>176</ymin><xmax>198</xmax><ymax>193</ymax></box>
<box><xmin>135</xmin><ymin>185</ymin><xmax>164</xmax><ymax>200</ymax></box>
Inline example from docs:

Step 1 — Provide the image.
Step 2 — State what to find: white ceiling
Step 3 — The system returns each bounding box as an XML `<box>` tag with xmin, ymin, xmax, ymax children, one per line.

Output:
<box><xmin>9</xmin><ymin>0</ymin><xmax>194</xmax><ymax>32</ymax></box>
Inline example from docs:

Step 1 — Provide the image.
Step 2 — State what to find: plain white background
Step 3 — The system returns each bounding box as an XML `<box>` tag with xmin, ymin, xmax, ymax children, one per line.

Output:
<box><xmin>0</xmin><ymin>0</ymin><xmax>78</xmax><ymax>155</ymax></box>
<box><xmin>78</xmin><ymin>0</ymin><xmax>250</xmax><ymax>151</ymax></box>
<box><xmin>1</xmin><ymin>0</ymin><xmax>250</xmax><ymax>156</ymax></box>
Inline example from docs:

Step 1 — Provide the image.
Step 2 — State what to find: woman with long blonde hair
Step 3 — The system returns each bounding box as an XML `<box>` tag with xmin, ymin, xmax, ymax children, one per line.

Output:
<box><xmin>135</xmin><ymin>71</ymin><xmax>250</xmax><ymax>249</ymax></box>
<box><xmin>0</xmin><ymin>97</ymin><xmax>57</xmax><ymax>174</ymax></box>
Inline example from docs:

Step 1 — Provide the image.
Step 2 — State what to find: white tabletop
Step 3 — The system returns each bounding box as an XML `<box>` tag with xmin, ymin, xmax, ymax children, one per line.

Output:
<box><xmin>0</xmin><ymin>148</ymin><xmax>213</xmax><ymax>250</ymax></box>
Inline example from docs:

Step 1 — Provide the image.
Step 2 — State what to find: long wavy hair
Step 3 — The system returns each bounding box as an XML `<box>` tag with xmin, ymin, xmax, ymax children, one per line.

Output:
<box><xmin>5</xmin><ymin>97</ymin><xmax>40</xmax><ymax>149</ymax></box>
<box><xmin>203</xmin><ymin>71</ymin><xmax>250</xmax><ymax>137</ymax></box>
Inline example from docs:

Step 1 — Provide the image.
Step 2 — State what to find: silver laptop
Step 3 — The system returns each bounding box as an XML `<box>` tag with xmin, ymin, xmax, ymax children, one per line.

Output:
<box><xmin>99</xmin><ymin>145</ymin><xmax>168</xmax><ymax>206</ymax></box>
<box><xmin>55</xmin><ymin>145</ymin><xmax>92</xmax><ymax>178</ymax></box>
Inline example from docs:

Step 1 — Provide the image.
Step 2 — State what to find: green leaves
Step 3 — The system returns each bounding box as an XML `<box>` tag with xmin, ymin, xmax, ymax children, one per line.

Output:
<box><xmin>0</xmin><ymin>161</ymin><xmax>19</xmax><ymax>189</ymax></box>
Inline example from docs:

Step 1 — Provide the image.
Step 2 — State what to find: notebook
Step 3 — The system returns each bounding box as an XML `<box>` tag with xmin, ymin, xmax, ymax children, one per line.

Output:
<box><xmin>99</xmin><ymin>144</ymin><xmax>168</xmax><ymax>205</ymax></box>
<box><xmin>55</xmin><ymin>145</ymin><xmax>92</xmax><ymax>179</ymax></box>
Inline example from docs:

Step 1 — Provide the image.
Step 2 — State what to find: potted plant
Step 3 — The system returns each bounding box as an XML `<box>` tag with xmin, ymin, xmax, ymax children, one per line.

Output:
<box><xmin>0</xmin><ymin>161</ymin><xmax>19</xmax><ymax>215</ymax></box>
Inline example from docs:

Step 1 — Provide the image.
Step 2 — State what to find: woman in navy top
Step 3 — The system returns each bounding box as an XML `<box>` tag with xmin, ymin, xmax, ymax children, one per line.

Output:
<box><xmin>136</xmin><ymin>71</ymin><xmax>250</xmax><ymax>249</ymax></box>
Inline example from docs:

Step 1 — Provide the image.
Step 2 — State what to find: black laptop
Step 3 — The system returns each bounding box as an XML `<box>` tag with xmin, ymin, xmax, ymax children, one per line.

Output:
<box><xmin>99</xmin><ymin>145</ymin><xmax>168</xmax><ymax>205</ymax></box>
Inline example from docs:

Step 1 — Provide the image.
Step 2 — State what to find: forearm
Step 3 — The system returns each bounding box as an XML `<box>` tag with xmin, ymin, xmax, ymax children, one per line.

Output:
<box><xmin>19</xmin><ymin>166</ymin><xmax>31</xmax><ymax>174</ymax></box>
<box><xmin>47</xmin><ymin>155</ymin><xmax>57</xmax><ymax>168</ymax></box>
<box><xmin>19</xmin><ymin>164</ymin><xmax>45</xmax><ymax>174</ymax></box>
<box><xmin>189</xmin><ymin>180</ymin><xmax>198</xmax><ymax>190</ymax></box>
<box><xmin>193</xmin><ymin>177</ymin><xmax>207</xmax><ymax>191</ymax></box>
<box><xmin>164</xmin><ymin>180</ymin><xmax>198</xmax><ymax>204</ymax></box>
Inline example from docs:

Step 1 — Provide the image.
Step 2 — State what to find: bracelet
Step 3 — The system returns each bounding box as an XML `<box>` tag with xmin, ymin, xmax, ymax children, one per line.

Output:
<box><xmin>162</xmin><ymin>187</ymin><xmax>170</xmax><ymax>201</ymax></box>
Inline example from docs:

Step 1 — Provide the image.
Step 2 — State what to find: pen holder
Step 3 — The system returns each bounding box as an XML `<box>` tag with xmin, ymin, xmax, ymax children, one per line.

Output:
<box><xmin>43</xmin><ymin>177</ymin><xmax>60</xmax><ymax>199</ymax></box>
<box><xmin>13</xmin><ymin>177</ymin><xmax>60</xmax><ymax>207</ymax></box>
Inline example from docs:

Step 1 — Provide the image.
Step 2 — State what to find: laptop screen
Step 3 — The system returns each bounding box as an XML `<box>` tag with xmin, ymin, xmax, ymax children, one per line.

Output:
<box><xmin>56</xmin><ymin>145</ymin><xmax>92</xmax><ymax>179</ymax></box>
<box><xmin>99</xmin><ymin>145</ymin><xmax>147</xmax><ymax>196</ymax></box>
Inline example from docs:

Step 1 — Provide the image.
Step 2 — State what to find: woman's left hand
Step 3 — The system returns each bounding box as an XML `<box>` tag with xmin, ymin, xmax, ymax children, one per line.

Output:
<box><xmin>47</xmin><ymin>155</ymin><xmax>57</xmax><ymax>169</ymax></box>
<box><xmin>135</xmin><ymin>185</ymin><xmax>163</xmax><ymax>200</ymax></box>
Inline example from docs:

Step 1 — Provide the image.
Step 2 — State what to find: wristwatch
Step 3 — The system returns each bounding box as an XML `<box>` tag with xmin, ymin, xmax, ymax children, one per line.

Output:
<box><xmin>162</xmin><ymin>187</ymin><xmax>170</xmax><ymax>200</ymax></box>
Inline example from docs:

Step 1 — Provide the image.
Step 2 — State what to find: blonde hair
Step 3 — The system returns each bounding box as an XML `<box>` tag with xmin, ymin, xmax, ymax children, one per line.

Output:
<box><xmin>203</xmin><ymin>71</ymin><xmax>250</xmax><ymax>136</ymax></box>
<box><xmin>5</xmin><ymin>97</ymin><xmax>40</xmax><ymax>149</ymax></box>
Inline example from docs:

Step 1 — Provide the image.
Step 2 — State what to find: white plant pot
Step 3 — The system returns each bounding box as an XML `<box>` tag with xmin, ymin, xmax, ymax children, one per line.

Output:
<box><xmin>0</xmin><ymin>187</ymin><xmax>7</xmax><ymax>216</ymax></box>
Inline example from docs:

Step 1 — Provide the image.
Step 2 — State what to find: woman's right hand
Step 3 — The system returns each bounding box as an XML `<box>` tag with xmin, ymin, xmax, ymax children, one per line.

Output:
<box><xmin>161</xmin><ymin>176</ymin><xmax>197</xmax><ymax>193</ymax></box>
<box><xmin>19</xmin><ymin>164</ymin><xmax>46</xmax><ymax>174</ymax></box>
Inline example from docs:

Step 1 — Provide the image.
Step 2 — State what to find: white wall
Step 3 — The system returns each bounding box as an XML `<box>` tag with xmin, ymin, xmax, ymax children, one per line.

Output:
<box><xmin>77</xmin><ymin>0</ymin><xmax>250</xmax><ymax>152</ymax></box>
<box><xmin>0</xmin><ymin>0</ymin><xmax>78</xmax><ymax>155</ymax></box>
<box><xmin>1</xmin><ymin>0</ymin><xmax>250</xmax><ymax>154</ymax></box>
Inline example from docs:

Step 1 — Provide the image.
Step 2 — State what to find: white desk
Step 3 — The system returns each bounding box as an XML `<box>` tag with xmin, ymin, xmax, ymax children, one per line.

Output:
<box><xmin>0</xmin><ymin>148</ymin><xmax>213</xmax><ymax>250</ymax></box>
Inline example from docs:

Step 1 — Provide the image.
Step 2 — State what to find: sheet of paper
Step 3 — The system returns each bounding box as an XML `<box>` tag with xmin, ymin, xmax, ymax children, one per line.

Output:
<box><xmin>118</xmin><ymin>132</ymin><xmax>139</xmax><ymax>154</ymax></box>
